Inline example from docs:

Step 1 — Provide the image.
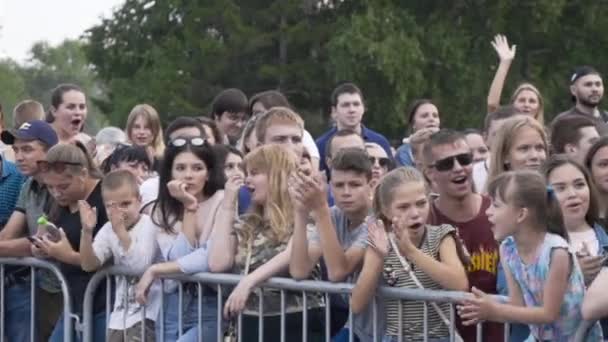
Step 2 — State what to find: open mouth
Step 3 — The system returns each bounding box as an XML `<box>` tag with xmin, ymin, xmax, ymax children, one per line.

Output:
<box><xmin>71</xmin><ymin>118</ymin><xmax>82</xmax><ymax>128</ymax></box>
<box><xmin>408</xmin><ymin>222</ymin><xmax>423</xmax><ymax>230</ymax></box>
<box><xmin>452</xmin><ymin>176</ymin><xmax>467</xmax><ymax>185</ymax></box>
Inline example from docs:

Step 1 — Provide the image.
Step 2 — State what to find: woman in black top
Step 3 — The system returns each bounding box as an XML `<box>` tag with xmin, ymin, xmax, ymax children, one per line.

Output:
<box><xmin>34</xmin><ymin>141</ymin><xmax>108</xmax><ymax>342</ymax></box>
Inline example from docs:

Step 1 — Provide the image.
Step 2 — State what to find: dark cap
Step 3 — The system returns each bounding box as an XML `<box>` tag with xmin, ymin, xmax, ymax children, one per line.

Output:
<box><xmin>570</xmin><ymin>66</ymin><xmax>600</xmax><ymax>84</ymax></box>
<box><xmin>1</xmin><ymin>120</ymin><xmax>58</xmax><ymax>147</ymax></box>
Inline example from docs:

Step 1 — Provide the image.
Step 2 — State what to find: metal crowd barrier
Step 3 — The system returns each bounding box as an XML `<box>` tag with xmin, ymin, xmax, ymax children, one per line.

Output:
<box><xmin>0</xmin><ymin>257</ymin><xmax>74</xmax><ymax>342</ymax></box>
<box><xmin>83</xmin><ymin>265</ymin><xmax>506</xmax><ymax>342</ymax></box>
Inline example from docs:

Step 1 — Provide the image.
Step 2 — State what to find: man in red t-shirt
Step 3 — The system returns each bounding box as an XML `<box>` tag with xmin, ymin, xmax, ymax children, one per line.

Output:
<box><xmin>423</xmin><ymin>129</ymin><xmax>503</xmax><ymax>341</ymax></box>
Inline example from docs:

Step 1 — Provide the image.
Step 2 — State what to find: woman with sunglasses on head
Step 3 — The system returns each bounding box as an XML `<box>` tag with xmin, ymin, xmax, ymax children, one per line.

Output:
<box><xmin>135</xmin><ymin>136</ymin><xmax>225</xmax><ymax>342</ymax></box>
<box><xmin>33</xmin><ymin>141</ymin><xmax>108</xmax><ymax>342</ymax></box>
<box><xmin>395</xmin><ymin>99</ymin><xmax>441</xmax><ymax>167</ymax></box>
<box><xmin>208</xmin><ymin>144</ymin><xmax>325</xmax><ymax>342</ymax></box>
<box><xmin>486</xmin><ymin>116</ymin><xmax>547</xmax><ymax>191</ymax></box>
<box><xmin>366</xmin><ymin>142</ymin><xmax>393</xmax><ymax>191</ymax></box>
<box><xmin>46</xmin><ymin>84</ymin><xmax>88</xmax><ymax>143</ymax></box>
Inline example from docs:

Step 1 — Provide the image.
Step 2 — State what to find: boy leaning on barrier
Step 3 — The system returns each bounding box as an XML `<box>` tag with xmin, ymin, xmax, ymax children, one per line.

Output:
<box><xmin>79</xmin><ymin>170</ymin><xmax>161</xmax><ymax>342</ymax></box>
<box><xmin>289</xmin><ymin>147</ymin><xmax>373</xmax><ymax>341</ymax></box>
<box><xmin>0</xmin><ymin>120</ymin><xmax>58</xmax><ymax>341</ymax></box>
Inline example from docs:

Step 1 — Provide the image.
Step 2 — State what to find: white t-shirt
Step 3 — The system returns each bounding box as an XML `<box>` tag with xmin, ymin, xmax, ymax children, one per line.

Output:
<box><xmin>92</xmin><ymin>214</ymin><xmax>163</xmax><ymax>329</ymax></box>
<box><xmin>473</xmin><ymin>159</ymin><xmax>489</xmax><ymax>194</ymax></box>
<box><xmin>140</xmin><ymin>176</ymin><xmax>159</xmax><ymax>208</ymax></box>
<box><xmin>303</xmin><ymin>129</ymin><xmax>320</xmax><ymax>160</ymax></box>
<box><xmin>569</xmin><ymin>229</ymin><xmax>600</xmax><ymax>256</ymax></box>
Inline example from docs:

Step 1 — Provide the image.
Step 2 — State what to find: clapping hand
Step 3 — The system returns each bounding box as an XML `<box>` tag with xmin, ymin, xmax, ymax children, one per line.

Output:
<box><xmin>368</xmin><ymin>219</ymin><xmax>389</xmax><ymax>258</ymax></box>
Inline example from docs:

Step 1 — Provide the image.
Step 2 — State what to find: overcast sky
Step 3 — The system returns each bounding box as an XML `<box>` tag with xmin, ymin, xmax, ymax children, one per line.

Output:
<box><xmin>0</xmin><ymin>0</ymin><xmax>125</xmax><ymax>63</ymax></box>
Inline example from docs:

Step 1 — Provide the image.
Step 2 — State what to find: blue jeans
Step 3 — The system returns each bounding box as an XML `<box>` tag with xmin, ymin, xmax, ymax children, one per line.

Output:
<box><xmin>157</xmin><ymin>291</ymin><xmax>220</xmax><ymax>342</ymax></box>
<box><xmin>3</xmin><ymin>283</ymin><xmax>32</xmax><ymax>342</ymax></box>
<box><xmin>49</xmin><ymin>311</ymin><xmax>106</xmax><ymax>342</ymax></box>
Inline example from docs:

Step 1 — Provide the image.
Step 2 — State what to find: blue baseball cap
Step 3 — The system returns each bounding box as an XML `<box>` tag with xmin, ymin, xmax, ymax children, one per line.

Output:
<box><xmin>1</xmin><ymin>120</ymin><xmax>58</xmax><ymax>147</ymax></box>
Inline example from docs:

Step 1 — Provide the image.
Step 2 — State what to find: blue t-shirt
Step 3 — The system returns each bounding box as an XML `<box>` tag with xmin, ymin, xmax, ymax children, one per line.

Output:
<box><xmin>315</xmin><ymin>125</ymin><xmax>393</xmax><ymax>174</ymax></box>
<box><xmin>0</xmin><ymin>159</ymin><xmax>25</xmax><ymax>227</ymax></box>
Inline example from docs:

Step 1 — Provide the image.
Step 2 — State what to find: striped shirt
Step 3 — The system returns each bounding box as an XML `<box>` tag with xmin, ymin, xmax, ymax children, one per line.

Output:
<box><xmin>383</xmin><ymin>224</ymin><xmax>456</xmax><ymax>341</ymax></box>
<box><xmin>0</xmin><ymin>159</ymin><xmax>25</xmax><ymax>227</ymax></box>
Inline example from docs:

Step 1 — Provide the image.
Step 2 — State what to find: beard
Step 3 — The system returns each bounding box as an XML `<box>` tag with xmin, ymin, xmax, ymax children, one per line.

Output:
<box><xmin>579</xmin><ymin>95</ymin><xmax>602</xmax><ymax>108</ymax></box>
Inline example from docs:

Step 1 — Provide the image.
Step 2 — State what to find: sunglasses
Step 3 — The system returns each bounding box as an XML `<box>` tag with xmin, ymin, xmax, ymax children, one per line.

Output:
<box><xmin>169</xmin><ymin>137</ymin><xmax>206</xmax><ymax>148</ymax></box>
<box><xmin>431</xmin><ymin>153</ymin><xmax>473</xmax><ymax>172</ymax></box>
<box><xmin>37</xmin><ymin>160</ymin><xmax>83</xmax><ymax>173</ymax></box>
<box><xmin>369</xmin><ymin>156</ymin><xmax>391</xmax><ymax>168</ymax></box>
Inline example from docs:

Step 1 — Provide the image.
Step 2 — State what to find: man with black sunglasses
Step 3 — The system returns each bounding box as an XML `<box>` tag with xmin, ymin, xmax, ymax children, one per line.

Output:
<box><xmin>422</xmin><ymin>129</ymin><xmax>502</xmax><ymax>342</ymax></box>
<box><xmin>0</xmin><ymin>119</ymin><xmax>59</xmax><ymax>341</ymax></box>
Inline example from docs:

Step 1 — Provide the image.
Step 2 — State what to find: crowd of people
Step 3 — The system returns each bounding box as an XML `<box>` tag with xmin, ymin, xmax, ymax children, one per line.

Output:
<box><xmin>1</xmin><ymin>34</ymin><xmax>608</xmax><ymax>342</ymax></box>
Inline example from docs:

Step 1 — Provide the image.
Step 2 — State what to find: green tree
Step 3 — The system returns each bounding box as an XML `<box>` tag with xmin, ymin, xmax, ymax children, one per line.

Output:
<box><xmin>21</xmin><ymin>40</ymin><xmax>108</xmax><ymax>132</ymax></box>
<box><xmin>86</xmin><ymin>0</ymin><xmax>608</xmax><ymax>142</ymax></box>
<box><xmin>0</xmin><ymin>59</ymin><xmax>27</xmax><ymax>127</ymax></box>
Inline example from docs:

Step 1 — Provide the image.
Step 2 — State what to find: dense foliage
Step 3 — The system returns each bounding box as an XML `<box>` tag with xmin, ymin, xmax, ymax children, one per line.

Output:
<box><xmin>6</xmin><ymin>1</ymin><xmax>608</xmax><ymax>142</ymax></box>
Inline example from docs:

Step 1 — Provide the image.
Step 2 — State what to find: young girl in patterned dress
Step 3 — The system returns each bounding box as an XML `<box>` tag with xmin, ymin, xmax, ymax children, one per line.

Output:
<box><xmin>458</xmin><ymin>170</ymin><xmax>602</xmax><ymax>341</ymax></box>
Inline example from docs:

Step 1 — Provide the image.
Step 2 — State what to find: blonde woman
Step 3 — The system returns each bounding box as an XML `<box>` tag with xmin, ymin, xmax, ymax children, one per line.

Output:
<box><xmin>208</xmin><ymin>144</ymin><xmax>323</xmax><ymax>342</ymax></box>
<box><xmin>125</xmin><ymin>104</ymin><xmax>165</xmax><ymax>161</ymax></box>
<box><xmin>487</xmin><ymin>35</ymin><xmax>545</xmax><ymax>124</ymax></box>
<box><xmin>486</xmin><ymin>116</ymin><xmax>548</xmax><ymax>189</ymax></box>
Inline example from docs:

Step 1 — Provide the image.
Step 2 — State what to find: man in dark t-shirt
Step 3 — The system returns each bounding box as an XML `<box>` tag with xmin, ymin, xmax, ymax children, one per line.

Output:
<box><xmin>553</xmin><ymin>66</ymin><xmax>608</xmax><ymax>127</ymax></box>
<box><xmin>423</xmin><ymin>129</ymin><xmax>502</xmax><ymax>341</ymax></box>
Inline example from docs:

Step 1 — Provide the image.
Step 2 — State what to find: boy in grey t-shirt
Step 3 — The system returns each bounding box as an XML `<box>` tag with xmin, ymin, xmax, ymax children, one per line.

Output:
<box><xmin>290</xmin><ymin>147</ymin><xmax>375</xmax><ymax>341</ymax></box>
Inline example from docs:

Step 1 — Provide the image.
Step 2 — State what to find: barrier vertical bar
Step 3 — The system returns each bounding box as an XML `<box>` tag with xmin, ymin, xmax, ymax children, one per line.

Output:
<box><xmin>302</xmin><ymin>291</ymin><xmax>307</xmax><ymax>342</ymax></box>
<box><xmin>30</xmin><ymin>267</ymin><xmax>36</xmax><ymax>342</ymax></box>
<box><xmin>258</xmin><ymin>291</ymin><xmax>264</xmax><ymax>342</ymax></box>
<box><xmin>178</xmin><ymin>283</ymin><xmax>184</xmax><ymax>337</ymax></box>
<box><xmin>397</xmin><ymin>302</ymin><xmax>403</xmax><ymax>342</ymax></box>
<box><xmin>197</xmin><ymin>283</ymin><xmax>202</xmax><ymax>342</ymax></box>
<box><xmin>216</xmin><ymin>284</ymin><xmax>222</xmax><ymax>342</ymax></box>
<box><xmin>504</xmin><ymin>322</ymin><xmax>510</xmax><ymax>342</ymax></box>
<box><xmin>142</xmin><ymin>296</ymin><xmax>147</xmax><ymax>342</ymax></box>
<box><xmin>348</xmin><ymin>295</ymin><xmax>353</xmax><ymax>342</ymax></box>
<box><xmin>1</xmin><ymin>264</ymin><xmax>5</xmax><ymax>341</ymax></box>
<box><xmin>325</xmin><ymin>292</ymin><xmax>330</xmax><ymax>342</ymax></box>
<box><xmin>106</xmin><ymin>276</ymin><xmax>111</xmax><ymax>335</ymax></box>
<box><xmin>372</xmin><ymin>297</ymin><xmax>377</xmax><ymax>342</ymax></box>
<box><xmin>280</xmin><ymin>290</ymin><xmax>285</xmax><ymax>342</ymax></box>
<box><xmin>449</xmin><ymin>304</ymin><xmax>455</xmax><ymax>342</ymax></box>
<box><xmin>476</xmin><ymin>323</ymin><xmax>482</xmax><ymax>342</ymax></box>
<box><xmin>237</xmin><ymin>313</ymin><xmax>243</xmax><ymax>342</ymax></box>
<box><xmin>123</xmin><ymin>277</ymin><xmax>129</xmax><ymax>342</ymax></box>
<box><xmin>423</xmin><ymin>302</ymin><xmax>428</xmax><ymax>342</ymax></box>
<box><xmin>159</xmin><ymin>279</ymin><xmax>165</xmax><ymax>342</ymax></box>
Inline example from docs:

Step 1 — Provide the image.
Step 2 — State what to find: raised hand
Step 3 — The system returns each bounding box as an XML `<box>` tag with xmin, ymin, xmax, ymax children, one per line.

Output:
<box><xmin>491</xmin><ymin>34</ymin><xmax>516</xmax><ymax>62</ymax></box>
<box><xmin>368</xmin><ymin>219</ymin><xmax>389</xmax><ymax>258</ymax></box>
<box><xmin>167</xmin><ymin>180</ymin><xmax>198</xmax><ymax>211</ymax></box>
<box><xmin>78</xmin><ymin>200</ymin><xmax>97</xmax><ymax>233</ymax></box>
